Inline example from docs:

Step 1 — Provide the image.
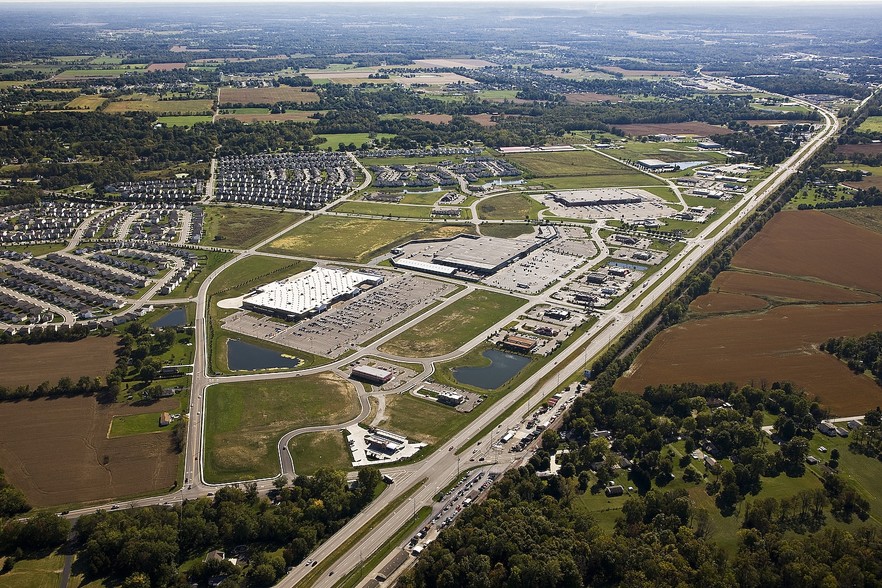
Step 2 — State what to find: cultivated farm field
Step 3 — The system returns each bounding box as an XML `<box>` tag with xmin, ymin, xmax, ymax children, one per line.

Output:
<box><xmin>218</xmin><ymin>86</ymin><xmax>319</xmax><ymax>106</ymax></box>
<box><xmin>0</xmin><ymin>337</ymin><xmax>119</xmax><ymax>389</ymax></box>
<box><xmin>0</xmin><ymin>396</ymin><xmax>179</xmax><ymax>506</ymax></box>
<box><xmin>618</xmin><ymin>210</ymin><xmax>882</xmax><ymax>415</ymax></box>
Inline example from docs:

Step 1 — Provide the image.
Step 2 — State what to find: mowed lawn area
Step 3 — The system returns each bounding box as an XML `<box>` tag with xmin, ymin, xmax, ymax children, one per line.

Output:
<box><xmin>263</xmin><ymin>216</ymin><xmax>475</xmax><ymax>263</ymax></box>
<box><xmin>380</xmin><ymin>290</ymin><xmax>526</xmax><ymax>357</ymax></box>
<box><xmin>203</xmin><ymin>374</ymin><xmax>359</xmax><ymax>483</ymax></box>
<box><xmin>857</xmin><ymin>116</ymin><xmax>882</xmax><ymax>133</ymax></box>
<box><xmin>506</xmin><ymin>150</ymin><xmax>662</xmax><ymax>188</ymax></box>
<box><xmin>109</xmin><ymin>412</ymin><xmax>168</xmax><ymax>437</ymax></box>
<box><xmin>288</xmin><ymin>431</ymin><xmax>351</xmax><ymax>476</ymax></box>
<box><xmin>201</xmin><ymin>206</ymin><xmax>303</xmax><ymax>248</ymax></box>
<box><xmin>477</xmin><ymin>193</ymin><xmax>545</xmax><ymax>221</ymax></box>
<box><xmin>0</xmin><ymin>552</ymin><xmax>65</xmax><ymax>588</ymax></box>
<box><xmin>378</xmin><ymin>393</ymin><xmax>470</xmax><ymax>446</ymax></box>
<box><xmin>156</xmin><ymin>115</ymin><xmax>213</xmax><ymax>127</ymax></box>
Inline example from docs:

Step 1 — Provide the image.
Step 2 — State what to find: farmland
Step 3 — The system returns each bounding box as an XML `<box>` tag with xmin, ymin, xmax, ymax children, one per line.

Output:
<box><xmin>218</xmin><ymin>86</ymin><xmax>319</xmax><ymax>106</ymax></box>
<box><xmin>64</xmin><ymin>95</ymin><xmax>107</xmax><ymax>110</ymax></box>
<box><xmin>379</xmin><ymin>290</ymin><xmax>526</xmax><ymax>357</ymax></box>
<box><xmin>202</xmin><ymin>374</ymin><xmax>359</xmax><ymax>483</ymax></box>
<box><xmin>217</xmin><ymin>110</ymin><xmax>323</xmax><ymax>123</ymax></box>
<box><xmin>618</xmin><ymin>210</ymin><xmax>882</xmax><ymax>415</ymax></box>
<box><xmin>155</xmin><ymin>115</ymin><xmax>212</xmax><ymax>127</ymax></box>
<box><xmin>0</xmin><ymin>396</ymin><xmax>179</xmax><ymax>506</ymax></box>
<box><xmin>264</xmin><ymin>217</ymin><xmax>475</xmax><ymax>263</ymax></box>
<box><xmin>0</xmin><ymin>337</ymin><xmax>119</xmax><ymax>389</ymax></box>
<box><xmin>856</xmin><ymin>115</ymin><xmax>882</xmax><ymax>133</ymax></box>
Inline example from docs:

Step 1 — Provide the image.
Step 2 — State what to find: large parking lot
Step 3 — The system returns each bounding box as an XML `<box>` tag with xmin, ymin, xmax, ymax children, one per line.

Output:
<box><xmin>221</xmin><ymin>272</ymin><xmax>456</xmax><ymax>358</ymax></box>
<box><xmin>482</xmin><ymin>246</ymin><xmax>584</xmax><ymax>294</ymax></box>
<box><xmin>538</xmin><ymin>189</ymin><xmax>677</xmax><ymax>221</ymax></box>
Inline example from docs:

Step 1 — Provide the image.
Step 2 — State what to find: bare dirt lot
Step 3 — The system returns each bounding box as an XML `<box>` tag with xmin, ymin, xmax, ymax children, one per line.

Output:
<box><xmin>709</xmin><ymin>271</ymin><xmax>880</xmax><ymax>303</ymax></box>
<box><xmin>0</xmin><ymin>337</ymin><xmax>119</xmax><ymax>389</ymax></box>
<box><xmin>615</xmin><ymin>122</ymin><xmax>734</xmax><ymax>137</ymax></box>
<box><xmin>617</xmin><ymin>304</ymin><xmax>882</xmax><ymax>415</ymax></box>
<box><xmin>0</xmin><ymin>396</ymin><xmax>178</xmax><ymax>506</ymax></box>
<box><xmin>731</xmin><ymin>211</ymin><xmax>882</xmax><ymax>295</ymax></box>
<box><xmin>466</xmin><ymin>114</ymin><xmax>498</xmax><ymax>127</ymax></box>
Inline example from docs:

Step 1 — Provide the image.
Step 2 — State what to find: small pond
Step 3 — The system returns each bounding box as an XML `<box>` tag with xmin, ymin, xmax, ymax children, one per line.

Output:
<box><xmin>151</xmin><ymin>307</ymin><xmax>187</xmax><ymax>328</ymax></box>
<box><xmin>227</xmin><ymin>339</ymin><xmax>300</xmax><ymax>371</ymax></box>
<box><xmin>452</xmin><ymin>349</ymin><xmax>531</xmax><ymax>390</ymax></box>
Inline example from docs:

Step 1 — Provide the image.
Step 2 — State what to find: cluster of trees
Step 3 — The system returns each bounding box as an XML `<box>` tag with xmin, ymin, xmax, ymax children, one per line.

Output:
<box><xmin>114</xmin><ymin>322</ymin><xmax>181</xmax><ymax>384</ymax></box>
<box><xmin>734</xmin><ymin>72</ymin><xmax>870</xmax><ymax>100</ymax></box>
<box><xmin>0</xmin><ymin>512</ymin><xmax>70</xmax><ymax>571</ymax></box>
<box><xmin>821</xmin><ymin>331</ymin><xmax>882</xmax><ymax>380</ymax></box>
<box><xmin>403</xmin><ymin>464</ymin><xmax>882</xmax><ymax>588</ymax></box>
<box><xmin>74</xmin><ymin>468</ymin><xmax>381</xmax><ymax>587</ymax></box>
<box><xmin>0</xmin><ymin>468</ymin><xmax>29</xmax><ymax>520</ymax></box>
<box><xmin>0</xmin><ymin>321</ymin><xmax>92</xmax><ymax>343</ymax></box>
<box><xmin>712</xmin><ymin>123</ymin><xmax>806</xmax><ymax>166</ymax></box>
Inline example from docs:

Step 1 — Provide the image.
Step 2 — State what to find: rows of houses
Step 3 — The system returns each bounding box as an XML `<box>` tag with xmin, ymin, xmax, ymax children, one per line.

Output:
<box><xmin>214</xmin><ymin>152</ymin><xmax>355</xmax><ymax>209</ymax></box>
<box><xmin>355</xmin><ymin>147</ymin><xmax>481</xmax><ymax>159</ymax></box>
<box><xmin>1</xmin><ymin>264</ymin><xmax>124</xmax><ymax>318</ymax></box>
<box><xmin>0</xmin><ymin>201</ymin><xmax>99</xmax><ymax>245</ymax></box>
<box><xmin>106</xmin><ymin>179</ymin><xmax>205</xmax><ymax>204</ymax></box>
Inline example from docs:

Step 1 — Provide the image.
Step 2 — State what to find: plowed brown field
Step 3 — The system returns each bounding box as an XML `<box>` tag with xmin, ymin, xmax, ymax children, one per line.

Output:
<box><xmin>711</xmin><ymin>271</ymin><xmax>879</xmax><ymax>303</ymax></box>
<box><xmin>0</xmin><ymin>337</ymin><xmax>119</xmax><ymax>389</ymax></box>
<box><xmin>689</xmin><ymin>292</ymin><xmax>768</xmax><ymax>314</ymax></box>
<box><xmin>731</xmin><ymin>211</ymin><xmax>882</xmax><ymax>294</ymax></box>
<box><xmin>618</xmin><ymin>210</ymin><xmax>882</xmax><ymax>415</ymax></box>
<box><xmin>617</xmin><ymin>304</ymin><xmax>882</xmax><ymax>415</ymax></box>
<box><xmin>0</xmin><ymin>396</ymin><xmax>178</xmax><ymax>506</ymax></box>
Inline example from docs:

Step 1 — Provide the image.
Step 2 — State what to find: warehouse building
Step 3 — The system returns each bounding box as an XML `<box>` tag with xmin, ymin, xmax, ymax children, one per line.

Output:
<box><xmin>549</xmin><ymin>188</ymin><xmax>643</xmax><ymax>207</ymax></box>
<box><xmin>242</xmin><ymin>267</ymin><xmax>383</xmax><ymax>320</ymax></box>
<box><xmin>351</xmin><ymin>365</ymin><xmax>395</xmax><ymax>385</ymax></box>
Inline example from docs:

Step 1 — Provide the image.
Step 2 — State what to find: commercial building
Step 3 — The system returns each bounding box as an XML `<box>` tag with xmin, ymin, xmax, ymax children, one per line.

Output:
<box><xmin>501</xmin><ymin>334</ymin><xmax>538</xmax><ymax>353</ymax></box>
<box><xmin>351</xmin><ymin>365</ymin><xmax>394</xmax><ymax>385</ymax></box>
<box><xmin>242</xmin><ymin>267</ymin><xmax>383</xmax><ymax>320</ymax></box>
<box><xmin>437</xmin><ymin>390</ymin><xmax>464</xmax><ymax>406</ymax></box>
<box><xmin>636</xmin><ymin>159</ymin><xmax>676</xmax><ymax>172</ymax></box>
<box><xmin>549</xmin><ymin>188</ymin><xmax>643</xmax><ymax>207</ymax></box>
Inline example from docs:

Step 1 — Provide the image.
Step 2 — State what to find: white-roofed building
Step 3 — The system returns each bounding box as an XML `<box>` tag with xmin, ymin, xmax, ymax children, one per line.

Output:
<box><xmin>242</xmin><ymin>267</ymin><xmax>383</xmax><ymax>320</ymax></box>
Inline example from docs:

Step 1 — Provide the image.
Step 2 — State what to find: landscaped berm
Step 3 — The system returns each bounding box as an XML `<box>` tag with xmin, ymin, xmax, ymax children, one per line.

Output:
<box><xmin>203</xmin><ymin>373</ymin><xmax>359</xmax><ymax>483</ymax></box>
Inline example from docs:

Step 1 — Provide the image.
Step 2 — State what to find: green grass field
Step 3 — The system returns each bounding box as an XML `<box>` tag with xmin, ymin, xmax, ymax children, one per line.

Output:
<box><xmin>156</xmin><ymin>115</ymin><xmax>213</xmax><ymax>127</ymax></box>
<box><xmin>109</xmin><ymin>412</ymin><xmax>169</xmax><ymax>437</ymax></box>
<box><xmin>476</xmin><ymin>193</ymin><xmax>546</xmax><ymax>221</ymax></box>
<box><xmin>161</xmin><ymin>251</ymin><xmax>234</xmax><ymax>299</ymax></box>
<box><xmin>203</xmin><ymin>374</ymin><xmax>359</xmax><ymax>483</ymax></box>
<box><xmin>479</xmin><ymin>223</ymin><xmax>535</xmax><ymax>238</ymax></box>
<box><xmin>104</xmin><ymin>94</ymin><xmax>213</xmax><ymax>115</ymax></box>
<box><xmin>315</xmin><ymin>133</ymin><xmax>395</xmax><ymax>150</ymax></box>
<box><xmin>857</xmin><ymin>116</ymin><xmax>882</xmax><ymax>133</ymax></box>
<box><xmin>379</xmin><ymin>393</ymin><xmax>472</xmax><ymax>445</ymax></box>
<box><xmin>55</xmin><ymin>66</ymin><xmax>146</xmax><ymax>79</ymax></box>
<box><xmin>201</xmin><ymin>206</ymin><xmax>303</xmax><ymax>248</ymax></box>
<box><xmin>288</xmin><ymin>431</ymin><xmax>351</xmax><ymax>476</ymax></box>
<box><xmin>0</xmin><ymin>553</ymin><xmax>65</xmax><ymax>588</ymax></box>
<box><xmin>64</xmin><ymin>95</ymin><xmax>107</xmax><ymax>110</ymax></box>
<box><xmin>331</xmin><ymin>201</ymin><xmax>434</xmax><ymax>219</ymax></box>
<box><xmin>506</xmin><ymin>149</ymin><xmax>658</xmax><ymax>182</ymax></box>
<box><xmin>264</xmin><ymin>216</ymin><xmax>475</xmax><ymax>263</ymax></box>
<box><xmin>379</xmin><ymin>290</ymin><xmax>526</xmax><ymax>357</ymax></box>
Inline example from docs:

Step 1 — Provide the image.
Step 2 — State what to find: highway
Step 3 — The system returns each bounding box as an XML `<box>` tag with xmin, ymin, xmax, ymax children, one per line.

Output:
<box><xmin>54</xmin><ymin>84</ymin><xmax>840</xmax><ymax>587</ymax></box>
